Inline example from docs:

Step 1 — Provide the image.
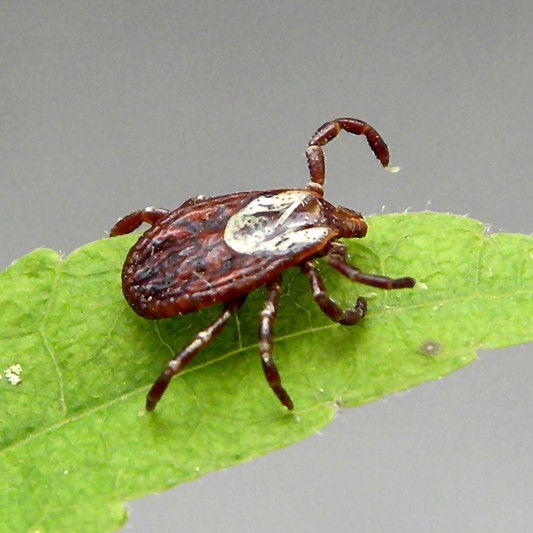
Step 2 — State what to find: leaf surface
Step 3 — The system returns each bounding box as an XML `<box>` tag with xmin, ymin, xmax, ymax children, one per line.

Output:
<box><xmin>0</xmin><ymin>213</ymin><xmax>531</xmax><ymax>532</ymax></box>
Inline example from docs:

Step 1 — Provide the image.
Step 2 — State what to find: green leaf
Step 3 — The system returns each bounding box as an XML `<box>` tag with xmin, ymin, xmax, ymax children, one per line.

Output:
<box><xmin>0</xmin><ymin>212</ymin><xmax>531</xmax><ymax>532</ymax></box>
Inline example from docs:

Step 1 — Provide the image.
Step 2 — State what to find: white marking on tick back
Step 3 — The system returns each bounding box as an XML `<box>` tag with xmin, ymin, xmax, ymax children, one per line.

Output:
<box><xmin>224</xmin><ymin>191</ymin><xmax>330</xmax><ymax>255</ymax></box>
<box><xmin>274</xmin><ymin>193</ymin><xmax>304</xmax><ymax>228</ymax></box>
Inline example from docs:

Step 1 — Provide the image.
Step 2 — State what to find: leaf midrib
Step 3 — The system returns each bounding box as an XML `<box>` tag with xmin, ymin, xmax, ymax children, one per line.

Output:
<box><xmin>2</xmin><ymin>283</ymin><xmax>530</xmax><ymax>456</ymax></box>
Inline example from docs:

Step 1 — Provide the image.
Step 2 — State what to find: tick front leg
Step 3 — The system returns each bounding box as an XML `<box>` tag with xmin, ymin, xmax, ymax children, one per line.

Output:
<box><xmin>301</xmin><ymin>261</ymin><xmax>367</xmax><ymax>325</ymax></box>
<box><xmin>109</xmin><ymin>207</ymin><xmax>169</xmax><ymax>236</ymax></box>
<box><xmin>326</xmin><ymin>247</ymin><xmax>416</xmax><ymax>290</ymax></box>
<box><xmin>306</xmin><ymin>118</ymin><xmax>391</xmax><ymax>193</ymax></box>
<box><xmin>145</xmin><ymin>298</ymin><xmax>245</xmax><ymax>411</ymax></box>
<box><xmin>258</xmin><ymin>277</ymin><xmax>294</xmax><ymax>411</ymax></box>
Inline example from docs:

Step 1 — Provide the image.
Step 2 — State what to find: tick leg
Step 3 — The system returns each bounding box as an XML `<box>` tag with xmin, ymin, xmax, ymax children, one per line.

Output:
<box><xmin>306</xmin><ymin>118</ymin><xmax>390</xmax><ymax>194</ymax></box>
<box><xmin>326</xmin><ymin>245</ymin><xmax>416</xmax><ymax>290</ymax></box>
<box><xmin>301</xmin><ymin>260</ymin><xmax>367</xmax><ymax>325</ymax></box>
<box><xmin>145</xmin><ymin>298</ymin><xmax>245</xmax><ymax>411</ymax></box>
<box><xmin>258</xmin><ymin>277</ymin><xmax>294</xmax><ymax>410</ymax></box>
<box><xmin>110</xmin><ymin>207</ymin><xmax>169</xmax><ymax>236</ymax></box>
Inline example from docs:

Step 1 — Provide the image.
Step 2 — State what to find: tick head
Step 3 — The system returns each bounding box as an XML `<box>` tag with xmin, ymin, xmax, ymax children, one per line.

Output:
<box><xmin>329</xmin><ymin>205</ymin><xmax>367</xmax><ymax>239</ymax></box>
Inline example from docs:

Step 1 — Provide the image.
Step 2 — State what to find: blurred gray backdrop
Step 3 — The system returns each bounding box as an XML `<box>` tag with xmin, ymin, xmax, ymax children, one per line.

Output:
<box><xmin>2</xmin><ymin>2</ymin><xmax>531</xmax><ymax>532</ymax></box>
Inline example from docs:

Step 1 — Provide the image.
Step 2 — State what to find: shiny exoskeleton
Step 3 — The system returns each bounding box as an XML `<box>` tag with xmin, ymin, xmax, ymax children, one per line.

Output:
<box><xmin>110</xmin><ymin>118</ymin><xmax>416</xmax><ymax>412</ymax></box>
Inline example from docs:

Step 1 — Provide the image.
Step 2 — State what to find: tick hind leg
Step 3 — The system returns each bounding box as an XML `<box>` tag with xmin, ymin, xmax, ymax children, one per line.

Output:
<box><xmin>326</xmin><ymin>242</ymin><xmax>416</xmax><ymax>290</ymax></box>
<box><xmin>258</xmin><ymin>277</ymin><xmax>294</xmax><ymax>410</ymax></box>
<box><xmin>145</xmin><ymin>298</ymin><xmax>245</xmax><ymax>411</ymax></box>
<box><xmin>109</xmin><ymin>207</ymin><xmax>169</xmax><ymax>236</ymax></box>
<box><xmin>306</xmin><ymin>118</ymin><xmax>391</xmax><ymax>193</ymax></box>
<box><xmin>301</xmin><ymin>261</ymin><xmax>367</xmax><ymax>325</ymax></box>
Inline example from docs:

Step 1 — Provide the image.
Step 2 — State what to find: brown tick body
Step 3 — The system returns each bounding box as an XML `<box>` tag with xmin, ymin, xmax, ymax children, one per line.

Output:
<box><xmin>110</xmin><ymin>118</ymin><xmax>416</xmax><ymax>411</ymax></box>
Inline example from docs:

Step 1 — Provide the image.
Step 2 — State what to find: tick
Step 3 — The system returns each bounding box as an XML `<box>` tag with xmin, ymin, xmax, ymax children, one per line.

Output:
<box><xmin>110</xmin><ymin>118</ymin><xmax>416</xmax><ymax>411</ymax></box>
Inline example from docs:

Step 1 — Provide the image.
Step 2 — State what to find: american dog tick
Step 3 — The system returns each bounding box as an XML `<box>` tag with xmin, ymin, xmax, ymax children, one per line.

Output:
<box><xmin>110</xmin><ymin>118</ymin><xmax>415</xmax><ymax>411</ymax></box>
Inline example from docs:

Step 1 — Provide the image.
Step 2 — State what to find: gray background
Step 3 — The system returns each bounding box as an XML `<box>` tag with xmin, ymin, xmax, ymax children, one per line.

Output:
<box><xmin>2</xmin><ymin>2</ymin><xmax>531</xmax><ymax>532</ymax></box>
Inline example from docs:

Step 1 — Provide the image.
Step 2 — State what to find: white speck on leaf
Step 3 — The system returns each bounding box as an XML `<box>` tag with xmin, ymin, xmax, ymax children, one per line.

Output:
<box><xmin>3</xmin><ymin>363</ymin><xmax>22</xmax><ymax>385</ymax></box>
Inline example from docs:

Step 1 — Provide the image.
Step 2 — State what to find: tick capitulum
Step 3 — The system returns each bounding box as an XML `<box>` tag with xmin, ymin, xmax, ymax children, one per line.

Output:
<box><xmin>110</xmin><ymin>117</ymin><xmax>416</xmax><ymax>411</ymax></box>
